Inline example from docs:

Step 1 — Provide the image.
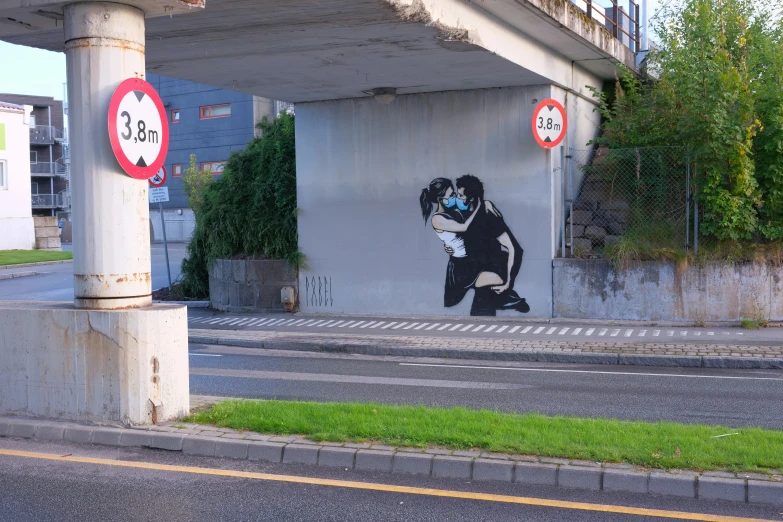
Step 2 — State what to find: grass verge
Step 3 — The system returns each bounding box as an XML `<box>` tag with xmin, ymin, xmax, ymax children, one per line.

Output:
<box><xmin>0</xmin><ymin>250</ymin><xmax>72</xmax><ymax>266</ymax></box>
<box><xmin>186</xmin><ymin>399</ymin><xmax>783</xmax><ymax>474</ymax></box>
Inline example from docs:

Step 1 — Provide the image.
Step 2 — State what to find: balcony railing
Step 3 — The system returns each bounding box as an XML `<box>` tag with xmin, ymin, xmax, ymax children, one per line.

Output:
<box><xmin>29</xmin><ymin>126</ymin><xmax>67</xmax><ymax>145</ymax></box>
<box><xmin>30</xmin><ymin>162</ymin><xmax>57</xmax><ymax>176</ymax></box>
<box><xmin>57</xmin><ymin>190</ymin><xmax>71</xmax><ymax>209</ymax></box>
<box><xmin>31</xmin><ymin>193</ymin><xmax>57</xmax><ymax>208</ymax></box>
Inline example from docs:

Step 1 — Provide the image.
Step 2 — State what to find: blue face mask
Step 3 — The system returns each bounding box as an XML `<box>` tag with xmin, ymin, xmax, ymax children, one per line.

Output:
<box><xmin>442</xmin><ymin>196</ymin><xmax>456</xmax><ymax>208</ymax></box>
<box><xmin>456</xmin><ymin>198</ymin><xmax>470</xmax><ymax>211</ymax></box>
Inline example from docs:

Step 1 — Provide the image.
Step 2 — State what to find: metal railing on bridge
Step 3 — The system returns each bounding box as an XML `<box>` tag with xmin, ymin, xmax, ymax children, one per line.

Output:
<box><xmin>571</xmin><ymin>0</ymin><xmax>641</xmax><ymax>52</ymax></box>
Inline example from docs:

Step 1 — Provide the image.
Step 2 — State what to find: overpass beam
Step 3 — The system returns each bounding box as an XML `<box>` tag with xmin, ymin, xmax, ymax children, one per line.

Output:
<box><xmin>64</xmin><ymin>2</ymin><xmax>151</xmax><ymax>309</ymax></box>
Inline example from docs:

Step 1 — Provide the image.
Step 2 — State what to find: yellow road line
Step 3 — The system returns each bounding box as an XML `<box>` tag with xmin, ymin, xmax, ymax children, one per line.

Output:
<box><xmin>0</xmin><ymin>448</ymin><xmax>774</xmax><ymax>522</ymax></box>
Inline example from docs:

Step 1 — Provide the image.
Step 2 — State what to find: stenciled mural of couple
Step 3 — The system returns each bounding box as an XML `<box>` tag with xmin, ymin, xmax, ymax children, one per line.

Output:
<box><xmin>420</xmin><ymin>175</ymin><xmax>530</xmax><ymax>316</ymax></box>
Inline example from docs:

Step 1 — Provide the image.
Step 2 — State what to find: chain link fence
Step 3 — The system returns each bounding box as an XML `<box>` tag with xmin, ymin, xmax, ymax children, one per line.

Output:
<box><xmin>563</xmin><ymin>146</ymin><xmax>689</xmax><ymax>258</ymax></box>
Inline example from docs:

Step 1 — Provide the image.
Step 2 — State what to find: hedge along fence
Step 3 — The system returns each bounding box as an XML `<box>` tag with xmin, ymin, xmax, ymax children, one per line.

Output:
<box><xmin>180</xmin><ymin>112</ymin><xmax>300</xmax><ymax>298</ymax></box>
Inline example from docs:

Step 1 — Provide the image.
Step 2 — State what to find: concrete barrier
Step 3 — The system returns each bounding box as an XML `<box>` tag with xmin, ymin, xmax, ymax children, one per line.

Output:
<box><xmin>209</xmin><ymin>259</ymin><xmax>297</xmax><ymax>312</ymax></box>
<box><xmin>554</xmin><ymin>259</ymin><xmax>783</xmax><ymax>322</ymax></box>
<box><xmin>0</xmin><ymin>301</ymin><xmax>189</xmax><ymax>425</ymax></box>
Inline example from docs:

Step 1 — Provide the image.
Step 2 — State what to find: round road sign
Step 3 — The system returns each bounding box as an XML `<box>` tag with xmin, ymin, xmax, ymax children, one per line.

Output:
<box><xmin>531</xmin><ymin>99</ymin><xmax>567</xmax><ymax>149</ymax></box>
<box><xmin>149</xmin><ymin>166</ymin><xmax>167</xmax><ymax>187</ymax></box>
<box><xmin>108</xmin><ymin>78</ymin><xmax>169</xmax><ymax>180</ymax></box>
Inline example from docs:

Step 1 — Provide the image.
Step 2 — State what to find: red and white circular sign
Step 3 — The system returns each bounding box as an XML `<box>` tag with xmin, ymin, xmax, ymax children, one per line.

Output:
<box><xmin>148</xmin><ymin>166</ymin><xmax>167</xmax><ymax>187</ymax></box>
<box><xmin>531</xmin><ymin>99</ymin><xmax>567</xmax><ymax>149</ymax></box>
<box><xmin>108</xmin><ymin>78</ymin><xmax>169</xmax><ymax>180</ymax></box>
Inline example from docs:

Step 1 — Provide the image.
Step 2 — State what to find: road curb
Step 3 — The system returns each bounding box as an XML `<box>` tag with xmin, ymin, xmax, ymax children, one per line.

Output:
<box><xmin>1</xmin><ymin>415</ymin><xmax>781</xmax><ymax>508</ymax></box>
<box><xmin>0</xmin><ymin>259</ymin><xmax>71</xmax><ymax>270</ymax></box>
<box><xmin>0</xmin><ymin>271</ymin><xmax>38</xmax><ymax>281</ymax></box>
<box><xmin>153</xmin><ymin>300</ymin><xmax>211</xmax><ymax>308</ymax></box>
<box><xmin>188</xmin><ymin>335</ymin><xmax>783</xmax><ymax>369</ymax></box>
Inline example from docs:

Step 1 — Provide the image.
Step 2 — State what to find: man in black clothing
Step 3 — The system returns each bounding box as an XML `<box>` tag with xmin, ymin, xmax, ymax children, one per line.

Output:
<box><xmin>455</xmin><ymin>174</ymin><xmax>529</xmax><ymax>316</ymax></box>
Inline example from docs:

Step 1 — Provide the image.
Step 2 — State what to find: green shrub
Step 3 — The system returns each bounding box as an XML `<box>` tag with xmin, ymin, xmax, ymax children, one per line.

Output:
<box><xmin>180</xmin><ymin>112</ymin><xmax>300</xmax><ymax>298</ymax></box>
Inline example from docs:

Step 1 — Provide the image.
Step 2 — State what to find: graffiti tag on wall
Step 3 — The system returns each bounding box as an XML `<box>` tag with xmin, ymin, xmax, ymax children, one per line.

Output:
<box><xmin>419</xmin><ymin>174</ymin><xmax>530</xmax><ymax>317</ymax></box>
<box><xmin>305</xmin><ymin>276</ymin><xmax>333</xmax><ymax>307</ymax></box>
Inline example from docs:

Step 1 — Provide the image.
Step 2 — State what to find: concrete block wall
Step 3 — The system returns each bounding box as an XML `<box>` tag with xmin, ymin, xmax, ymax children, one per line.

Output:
<box><xmin>554</xmin><ymin>259</ymin><xmax>783</xmax><ymax>322</ymax></box>
<box><xmin>33</xmin><ymin>216</ymin><xmax>61</xmax><ymax>251</ymax></box>
<box><xmin>209</xmin><ymin>259</ymin><xmax>297</xmax><ymax>312</ymax></box>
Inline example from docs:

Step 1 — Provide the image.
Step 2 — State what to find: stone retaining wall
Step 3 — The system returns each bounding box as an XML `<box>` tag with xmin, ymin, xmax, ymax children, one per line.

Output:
<box><xmin>554</xmin><ymin>258</ymin><xmax>783</xmax><ymax>322</ymax></box>
<box><xmin>208</xmin><ymin>258</ymin><xmax>297</xmax><ymax>312</ymax></box>
<box><xmin>33</xmin><ymin>216</ymin><xmax>61</xmax><ymax>251</ymax></box>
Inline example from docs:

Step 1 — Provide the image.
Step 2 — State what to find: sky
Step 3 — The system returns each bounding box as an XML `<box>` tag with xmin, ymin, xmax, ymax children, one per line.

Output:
<box><xmin>0</xmin><ymin>0</ymin><xmax>664</xmax><ymax>100</ymax></box>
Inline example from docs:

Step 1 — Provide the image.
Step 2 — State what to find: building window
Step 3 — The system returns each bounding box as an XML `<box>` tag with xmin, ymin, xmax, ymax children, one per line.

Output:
<box><xmin>0</xmin><ymin>160</ymin><xmax>6</xmax><ymax>189</ymax></box>
<box><xmin>171</xmin><ymin>110</ymin><xmax>180</xmax><ymax>123</ymax></box>
<box><xmin>173</xmin><ymin>164</ymin><xmax>182</xmax><ymax>177</ymax></box>
<box><xmin>201</xmin><ymin>161</ymin><xmax>227</xmax><ymax>175</ymax></box>
<box><xmin>31</xmin><ymin>182</ymin><xmax>38</xmax><ymax>194</ymax></box>
<box><xmin>29</xmin><ymin>115</ymin><xmax>36</xmax><ymax>128</ymax></box>
<box><xmin>30</xmin><ymin>151</ymin><xmax>37</xmax><ymax>164</ymax></box>
<box><xmin>200</xmin><ymin>104</ymin><xmax>231</xmax><ymax>119</ymax></box>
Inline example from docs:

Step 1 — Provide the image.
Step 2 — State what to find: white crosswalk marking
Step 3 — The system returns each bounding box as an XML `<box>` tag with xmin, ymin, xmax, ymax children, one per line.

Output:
<box><xmin>350</xmin><ymin>321</ymin><xmax>367</xmax><ymax>328</ymax></box>
<box><xmin>321</xmin><ymin>320</ymin><xmax>337</xmax><ymax>327</ymax></box>
<box><xmin>338</xmin><ymin>321</ymin><xmax>355</xmax><ymax>327</ymax></box>
<box><xmin>638</xmin><ymin>330</ymin><xmax>646</xmax><ymax>337</ymax></box>
<box><xmin>290</xmin><ymin>319</ymin><xmax>307</xmax><ymax>326</ymax></box>
<box><xmin>310</xmin><ymin>320</ymin><xmax>328</xmax><ymax>326</ymax></box>
<box><xmin>513</xmin><ymin>326</ymin><xmax>526</xmax><ymax>333</ymax></box>
<box><xmin>473</xmin><ymin>325</ymin><xmax>486</xmax><ymax>332</ymax></box>
<box><xmin>426</xmin><ymin>323</ymin><xmax>441</xmax><ymax>330</ymax></box>
<box><xmin>414</xmin><ymin>323</ymin><xmax>430</xmax><ymax>330</ymax></box>
<box><xmin>404</xmin><ymin>323</ymin><xmax>419</xmax><ymax>330</ymax></box>
<box><xmin>328</xmin><ymin>321</ymin><xmax>345</xmax><ymax>327</ymax></box>
<box><xmin>572</xmin><ymin>328</ymin><xmax>582</xmax><ymax>335</ymax></box>
<box><xmin>653</xmin><ymin>330</ymin><xmax>660</xmax><ymax>337</ymax></box>
<box><xmin>484</xmin><ymin>325</ymin><xmax>497</xmax><ymax>333</ymax></box>
<box><xmin>610</xmin><ymin>329</ymin><xmax>620</xmax><ymax>337</ymax></box>
<box><xmin>236</xmin><ymin>319</ymin><xmax>255</xmax><ymax>326</ymax></box>
<box><xmin>668</xmin><ymin>331</ymin><xmax>674</xmax><ymax>336</ymax></box>
<box><xmin>707</xmin><ymin>332</ymin><xmax>714</xmax><ymax>336</ymax></box>
<box><xmin>723</xmin><ymin>332</ymin><xmax>730</xmax><ymax>335</ymax></box>
<box><xmin>533</xmin><ymin>327</ymin><xmax>545</xmax><ymax>334</ymax></box>
<box><xmin>360</xmin><ymin>321</ymin><xmax>378</xmax><ymax>328</ymax></box>
<box><xmin>225</xmin><ymin>319</ymin><xmax>244</xmax><ymax>325</ymax></box>
<box><xmin>438</xmin><ymin>324</ymin><xmax>452</xmax><ymax>331</ymax></box>
<box><xmin>300</xmin><ymin>320</ymin><xmax>317</xmax><ymax>326</ymax></box>
<box><xmin>278</xmin><ymin>319</ymin><xmax>297</xmax><ymax>326</ymax></box>
<box><xmin>546</xmin><ymin>327</ymin><xmax>557</xmax><ymax>335</ymax></box>
<box><xmin>382</xmin><ymin>322</ymin><xmax>397</xmax><ymax>329</ymax></box>
<box><xmin>269</xmin><ymin>319</ymin><xmax>288</xmax><ymax>326</ymax></box>
<box><xmin>694</xmin><ymin>331</ymin><xmax>701</xmax><ymax>336</ymax></box>
<box><xmin>213</xmin><ymin>318</ymin><xmax>234</xmax><ymax>325</ymax></box>
<box><xmin>450</xmin><ymin>324</ymin><xmax>464</xmax><ymax>331</ymax></box>
<box><xmin>585</xmin><ymin>328</ymin><xmax>595</xmax><ymax>336</ymax></box>
<box><xmin>558</xmin><ymin>328</ymin><xmax>569</xmax><ymax>335</ymax></box>
<box><xmin>623</xmin><ymin>329</ymin><xmax>632</xmax><ymax>337</ymax></box>
<box><xmin>738</xmin><ymin>332</ymin><xmax>744</xmax><ymax>335</ymax></box>
<box><xmin>392</xmin><ymin>323</ymin><xmax>408</xmax><ymax>329</ymax></box>
<box><xmin>680</xmin><ymin>331</ymin><xmax>688</xmax><ymax>336</ymax></box>
<box><xmin>598</xmin><ymin>328</ymin><xmax>608</xmax><ymax>336</ymax></box>
<box><xmin>496</xmin><ymin>326</ymin><xmax>508</xmax><ymax>333</ymax></box>
<box><xmin>207</xmin><ymin>318</ymin><xmax>228</xmax><ymax>324</ymax></box>
<box><xmin>373</xmin><ymin>322</ymin><xmax>388</xmax><ymax>329</ymax></box>
<box><xmin>247</xmin><ymin>318</ymin><xmax>268</xmax><ymax>326</ymax></box>
<box><xmin>460</xmin><ymin>324</ymin><xmax>473</xmax><ymax>332</ymax></box>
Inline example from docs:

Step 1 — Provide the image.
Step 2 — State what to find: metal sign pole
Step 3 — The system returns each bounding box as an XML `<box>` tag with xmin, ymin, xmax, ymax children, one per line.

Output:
<box><xmin>159</xmin><ymin>201</ymin><xmax>172</xmax><ymax>291</ymax></box>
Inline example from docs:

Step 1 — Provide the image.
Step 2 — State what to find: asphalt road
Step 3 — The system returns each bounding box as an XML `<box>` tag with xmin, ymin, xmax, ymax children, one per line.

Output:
<box><xmin>0</xmin><ymin>243</ymin><xmax>187</xmax><ymax>301</ymax></box>
<box><xmin>1</xmin><ymin>438</ymin><xmax>779</xmax><ymax>522</ymax></box>
<box><xmin>189</xmin><ymin>345</ymin><xmax>783</xmax><ymax>429</ymax></box>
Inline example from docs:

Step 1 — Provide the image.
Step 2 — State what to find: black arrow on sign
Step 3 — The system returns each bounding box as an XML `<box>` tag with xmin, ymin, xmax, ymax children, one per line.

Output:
<box><xmin>133</xmin><ymin>91</ymin><xmax>146</xmax><ymax>102</ymax></box>
<box><xmin>136</xmin><ymin>157</ymin><xmax>147</xmax><ymax>167</ymax></box>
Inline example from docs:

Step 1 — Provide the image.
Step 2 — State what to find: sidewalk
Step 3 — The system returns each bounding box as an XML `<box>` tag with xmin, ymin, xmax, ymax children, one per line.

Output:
<box><xmin>189</xmin><ymin>327</ymin><xmax>783</xmax><ymax>369</ymax></box>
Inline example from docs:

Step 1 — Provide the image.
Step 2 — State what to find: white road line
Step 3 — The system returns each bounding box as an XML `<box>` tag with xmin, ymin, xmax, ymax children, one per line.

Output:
<box><xmin>473</xmin><ymin>325</ymin><xmax>486</xmax><ymax>332</ymax></box>
<box><xmin>392</xmin><ymin>323</ymin><xmax>408</xmax><ymax>329</ymax></box>
<box><xmin>244</xmin><ymin>319</ymin><xmax>264</xmax><ymax>327</ymax></box>
<box><xmin>653</xmin><ymin>330</ymin><xmax>661</xmax><ymax>337</ymax></box>
<box><xmin>610</xmin><ymin>329</ymin><xmax>620</xmax><ymax>337</ymax></box>
<box><xmin>321</xmin><ymin>320</ymin><xmax>337</xmax><ymax>327</ymax></box>
<box><xmin>680</xmin><ymin>331</ymin><xmax>688</xmax><ymax>336</ymax></box>
<box><xmin>708</xmin><ymin>332</ymin><xmax>714</xmax><ymax>336</ymax></box>
<box><xmin>545</xmin><ymin>327</ymin><xmax>557</xmax><ymax>335</ymax></box>
<box><xmin>437</xmin><ymin>324</ymin><xmax>452</xmax><ymax>331</ymax></box>
<box><xmin>694</xmin><ymin>331</ymin><xmax>701</xmax><ymax>336</ymax></box>
<box><xmin>290</xmin><ymin>319</ymin><xmax>308</xmax><ymax>326</ymax></box>
<box><xmin>484</xmin><ymin>325</ymin><xmax>497</xmax><ymax>333</ymax></box>
<box><xmin>360</xmin><ymin>321</ymin><xmax>378</xmax><ymax>328</ymax></box>
<box><xmin>399</xmin><ymin>363</ymin><xmax>783</xmax><ymax>382</ymax></box>
<box><xmin>264</xmin><ymin>319</ymin><xmax>284</xmax><ymax>326</ymax></box>
<box><xmin>372</xmin><ymin>322</ymin><xmax>388</xmax><ymax>329</ymax></box>
<box><xmin>460</xmin><ymin>324</ymin><xmax>473</xmax><ymax>332</ymax></box>
<box><xmin>515</xmin><ymin>326</ymin><xmax>527</xmax><ymax>334</ymax></box>
<box><xmin>350</xmin><ymin>321</ymin><xmax>367</xmax><ymax>328</ymax></box>
<box><xmin>414</xmin><ymin>323</ymin><xmax>430</xmax><ymax>330</ymax></box>
<box><xmin>278</xmin><ymin>319</ymin><xmax>297</xmax><ymax>326</ymax></box>
<box><xmin>496</xmin><ymin>326</ymin><xmax>508</xmax><ymax>333</ymax></box>
<box><xmin>598</xmin><ymin>328</ymin><xmax>608</xmax><ymax>336</ymax></box>
<box><xmin>426</xmin><ymin>323</ymin><xmax>441</xmax><ymax>331</ymax></box>
<box><xmin>225</xmin><ymin>319</ymin><xmax>244</xmax><ymax>326</ymax></box>
<box><xmin>738</xmin><ymin>333</ymin><xmax>744</xmax><ymax>335</ymax></box>
<box><xmin>558</xmin><ymin>328</ymin><xmax>569</xmax><ymax>335</ymax></box>
<box><xmin>404</xmin><ymin>323</ymin><xmax>419</xmax><ymax>330</ymax></box>
<box><xmin>533</xmin><ymin>327</ymin><xmax>545</xmax><ymax>334</ymax></box>
<box><xmin>668</xmin><ymin>331</ymin><xmax>674</xmax><ymax>336</ymax></box>
<box><xmin>212</xmin><ymin>318</ymin><xmax>234</xmax><ymax>325</ymax></box>
<box><xmin>339</xmin><ymin>321</ymin><xmax>356</xmax><ymax>328</ymax></box>
<box><xmin>189</xmin><ymin>353</ymin><xmax>223</xmax><ymax>357</ymax></box>
<box><xmin>723</xmin><ymin>332</ymin><xmax>730</xmax><ymax>335</ymax></box>
<box><xmin>572</xmin><ymin>328</ymin><xmax>582</xmax><ymax>335</ymax></box>
<box><xmin>382</xmin><ymin>322</ymin><xmax>397</xmax><ymax>329</ymax></box>
<box><xmin>310</xmin><ymin>320</ymin><xmax>327</xmax><ymax>327</ymax></box>
<box><xmin>638</xmin><ymin>330</ymin><xmax>646</xmax><ymax>337</ymax></box>
<box><xmin>450</xmin><ymin>324</ymin><xmax>464</xmax><ymax>331</ymax></box>
<box><xmin>248</xmin><ymin>318</ymin><xmax>271</xmax><ymax>326</ymax></box>
<box><xmin>585</xmin><ymin>328</ymin><xmax>595</xmax><ymax>336</ymax></box>
<box><xmin>300</xmin><ymin>319</ymin><xmax>318</xmax><ymax>326</ymax></box>
<box><xmin>623</xmin><ymin>329</ymin><xmax>633</xmax><ymax>337</ymax></box>
<box><xmin>235</xmin><ymin>319</ymin><xmax>254</xmax><ymax>326</ymax></box>
<box><xmin>205</xmin><ymin>318</ymin><xmax>227</xmax><ymax>324</ymax></box>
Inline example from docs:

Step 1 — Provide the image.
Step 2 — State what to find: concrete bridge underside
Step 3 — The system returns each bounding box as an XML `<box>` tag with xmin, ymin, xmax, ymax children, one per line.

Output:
<box><xmin>1</xmin><ymin>0</ymin><xmax>636</xmax><ymax>102</ymax></box>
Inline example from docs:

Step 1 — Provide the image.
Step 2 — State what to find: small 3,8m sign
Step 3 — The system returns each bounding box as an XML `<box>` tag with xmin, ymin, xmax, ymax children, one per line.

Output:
<box><xmin>531</xmin><ymin>99</ymin><xmax>567</xmax><ymax>149</ymax></box>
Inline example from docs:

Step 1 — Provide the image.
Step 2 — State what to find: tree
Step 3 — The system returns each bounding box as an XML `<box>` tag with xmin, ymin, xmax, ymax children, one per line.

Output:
<box><xmin>181</xmin><ymin>153</ymin><xmax>213</xmax><ymax>214</ymax></box>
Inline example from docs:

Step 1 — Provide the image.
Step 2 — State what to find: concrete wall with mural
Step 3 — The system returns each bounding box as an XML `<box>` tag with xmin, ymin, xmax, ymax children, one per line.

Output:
<box><xmin>296</xmin><ymin>86</ymin><xmax>561</xmax><ymax>317</ymax></box>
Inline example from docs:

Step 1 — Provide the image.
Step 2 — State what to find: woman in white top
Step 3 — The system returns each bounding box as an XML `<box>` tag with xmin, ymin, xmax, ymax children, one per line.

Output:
<box><xmin>419</xmin><ymin>177</ymin><xmax>504</xmax><ymax>308</ymax></box>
